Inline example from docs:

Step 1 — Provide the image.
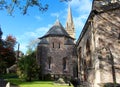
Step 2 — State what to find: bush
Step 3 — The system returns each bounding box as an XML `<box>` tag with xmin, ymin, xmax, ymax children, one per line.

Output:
<box><xmin>0</xmin><ymin>73</ymin><xmax>18</xmax><ymax>79</ymax></box>
<box><xmin>44</xmin><ymin>74</ymin><xmax>52</xmax><ymax>81</ymax></box>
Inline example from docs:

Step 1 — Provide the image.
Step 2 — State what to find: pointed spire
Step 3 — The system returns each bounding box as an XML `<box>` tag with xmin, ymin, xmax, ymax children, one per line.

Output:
<box><xmin>67</xmin><ymin>5</ymin><xmax>73</xmax><ymax>25</ymax></box>
<box><xmin>66</xmin><ymin>5</ymin><xmax>75</xmax><ymax>39</ymax></box>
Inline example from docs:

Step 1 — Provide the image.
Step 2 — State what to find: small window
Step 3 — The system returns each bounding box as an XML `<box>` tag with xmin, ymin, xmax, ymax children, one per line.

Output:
<box><xmin>63</xmin><ymin>58</ymin><xmax>67</xmax><ymax>70</ymax></box>
<box><xmin>48</xmin><ymin>57</ymin><xmax>51</xmax><ymax>69</ymax></box>
<box><xmin>59</xmin><ymin>43</ymin><xmax>60</xmax><ymax>48</ymax></box>
<box><xmin>53</xmin><ymin>42</ymin><xmax>54</xmax><ymax>48</ymax></box>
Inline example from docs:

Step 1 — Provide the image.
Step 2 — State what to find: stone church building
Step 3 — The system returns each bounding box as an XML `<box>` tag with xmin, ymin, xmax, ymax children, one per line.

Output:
<box><xmin>37</xmin><ymin>7</ymin><xmax>77</xmax><ymax>79</ymax></box>
<box><xmin>37</xmin><ymin>0</ymin><xmax>120</xmax><ymax>86</ymax></box>
<box><xmin>76</xmin><ymin>0</ymin><xmax>120</xmax><ymax>87</ymax></box>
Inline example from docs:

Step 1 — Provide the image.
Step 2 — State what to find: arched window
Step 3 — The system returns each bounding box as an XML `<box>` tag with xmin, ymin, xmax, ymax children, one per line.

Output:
<box><xmin>48</xmin><ymin>57</ymin><xmax>51</xmax><ymax>69</ymax></box>
<box><xmin>86</xmin><ymin>39</ymin><xmax>92</xmax><ymax>67</ymax></box>
<box><xmin>86</xmin><ymin>39</ymin><xmax>90</xmax><ymax>56</ymax></box>
<box><xmin>79</xmin><ymin>47</ymin><xmax>82</xmax><ymax>70</ymax></box>
<box><xmin>63</xmin><ymin>58</ymin><xmax>67</xmax><ymax>70</ymax></box>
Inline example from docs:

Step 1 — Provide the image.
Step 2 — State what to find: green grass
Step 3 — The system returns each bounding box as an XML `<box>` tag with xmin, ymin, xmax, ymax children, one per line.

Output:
<box><xmin>6</xmin><ymin>78</ymin><xmax>73</xmax><ymax>87</ymax></box>
<box><xmin>1</xmin><ymin>74</ymin><xmax>73</xmax><ymax>87</ymax></box>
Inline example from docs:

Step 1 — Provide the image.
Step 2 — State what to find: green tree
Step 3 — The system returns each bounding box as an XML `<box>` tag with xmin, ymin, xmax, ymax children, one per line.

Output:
<box><xmin>17</xmin><ymin>49</ymin><xmax>38</xmax><ymax>81</ymax></box>
<box><xmin>0</xmin><ymin>35</ymin><xmax>16</xmax><ymax>74</ymax></box>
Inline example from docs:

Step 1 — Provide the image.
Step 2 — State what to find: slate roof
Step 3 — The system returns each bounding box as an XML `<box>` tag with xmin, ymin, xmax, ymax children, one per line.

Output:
<box><xmin>38</xmin><ymin>38</ymin><xmax>49</xmax><ymax>44</ymax></box>
<box><xmin>39</xmin><ymin>20</ymin><xmax>73</xmax><ymax>39</ymax></box>
<box><xmin>64</xmin><ymin>38</ymin><xmax>74</xmax><ymax>45</ymax></box>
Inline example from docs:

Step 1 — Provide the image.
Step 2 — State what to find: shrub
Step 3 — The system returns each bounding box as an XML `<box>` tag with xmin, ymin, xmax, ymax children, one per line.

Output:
<box><xmin>44</xmin><ymin>74</ymin><xmax>52</xmax><ymax>81</ymax></box>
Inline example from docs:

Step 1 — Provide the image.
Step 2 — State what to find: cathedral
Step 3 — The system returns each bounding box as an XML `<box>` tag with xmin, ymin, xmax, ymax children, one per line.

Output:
<box><xmin>37</xmin><ymin>7</ymin><xmax>77</xmax><ymax>80</ymax></box>
<box><xmin>76</xmin><ymin>0</ymin><xmax>120</xmax><ymax>87</ymax></box>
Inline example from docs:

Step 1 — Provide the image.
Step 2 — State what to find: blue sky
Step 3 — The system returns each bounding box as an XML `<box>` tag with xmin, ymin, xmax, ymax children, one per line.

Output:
<box><xmin>0</xmin><ymin>0</ymin><xmax>92</xmax><ymax>54</ymax></box>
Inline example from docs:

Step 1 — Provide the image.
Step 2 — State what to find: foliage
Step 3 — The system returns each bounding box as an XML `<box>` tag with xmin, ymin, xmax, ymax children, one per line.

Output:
<box><xmin>0</xmin><ymin>0</ymin><xmax>72</xmax><ymax>15</ymax></box>
<box><xmin>5</xmin><ymin>35</ymin><xmax>16</xmax><ymax>50</ymax></box>
<box><xmin>17</xmin><ymin>50</ymin><xmax>38</xmax><ymax>81</ymax></box>
<box><xmin>0</xmin><ymin>61</ymin><xmax>6</xmax><ymax>74</ymax></box>
<box><xmin>0</xmin><ymin>35</ymin><xmax>16</xmax><ymax>74</ymax></box>
<box><xmin>44</xmin><ymin>74</ymin><xmax>52</xmax><ymax>81</ymax></box>
<box><xmin>0</xmin><ymin>73</ymin><xmax>18</xmax><ymax>79</ymax></box>
<box><xmin>0</xmin><ymin>0</ymin><xmax>48</xmax><ymax>15</ymax></box>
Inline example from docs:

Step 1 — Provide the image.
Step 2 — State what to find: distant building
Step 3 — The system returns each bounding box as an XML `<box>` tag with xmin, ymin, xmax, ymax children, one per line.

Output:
<box><xmin>36</xmin><ymin>7</ymin><xmax>77</xmax><ymax>79</ymax></box>
<box><xmin>76</xmin><ymin>0</ymin><xmax>120</xmax><ymax>87</ymax></box>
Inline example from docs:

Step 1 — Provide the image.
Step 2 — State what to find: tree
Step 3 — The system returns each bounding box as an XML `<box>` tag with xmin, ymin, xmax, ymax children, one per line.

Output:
<box><xmin>0</xmin><ymin>0</ymin><xmax>71</xmax><ymax>15</ymax></box>
<box><xmin>0</xmin><ymin>0</ymin><xmax>48</xmax><ymax>15</ymax></box>
<box><xmin>0</xmin><ymin>35</ymin><xmax>16</xmax><ymax>74</ymax></box>
<box><xmin>17</xmin><ymin>49</ymin><xmax>38</xmax><ymax>81</ymax></box>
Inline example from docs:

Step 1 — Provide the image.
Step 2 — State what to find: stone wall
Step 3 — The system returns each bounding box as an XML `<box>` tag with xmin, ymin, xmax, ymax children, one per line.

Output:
<box><xmin>37</xmin><ymin>36</ymin><xmax>75</xmax><ymax>79</ymax></box>
<box><xmin>77</xmin><ymin>2</ymin><xmax>120</xmax><ymax>87</ymax></box>
<box><xmin>94</xmin><ymin>8</ymin><xmax>120</xmax><ymax>85</ymax></box>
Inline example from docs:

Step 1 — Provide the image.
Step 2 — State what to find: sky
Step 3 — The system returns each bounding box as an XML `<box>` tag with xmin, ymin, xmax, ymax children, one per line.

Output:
<box><xmin>0</xmin><ymin>0</ymin><xmax>92</xmax><ymax>54</ymax></box>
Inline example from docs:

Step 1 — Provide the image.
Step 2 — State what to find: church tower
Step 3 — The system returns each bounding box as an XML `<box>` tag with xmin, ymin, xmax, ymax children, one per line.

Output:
<box><xmin>66</xmin><ymin>6</ymin><xmax>75</xmax><ymax>39</ymax></box>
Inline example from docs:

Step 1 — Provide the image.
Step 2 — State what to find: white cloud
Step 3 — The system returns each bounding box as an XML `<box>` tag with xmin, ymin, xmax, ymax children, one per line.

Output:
<box><xmin>69</xmin><ymin>0</ymin><xmax>92</xmax><ymax>39</ymax></box>
<box><xmin>35</xmin><ymin>15</ymin><xmax>42</xmax><ymax>20</ymax></box>
<box><xmin>74</xmin><ymin>14</ymin><xmax>89</xmax><ymax>39</ymax></box>
<box><xmin>50</xmin><ymin>11</ymin><xmax>65</xmax><ymax>20</ymax></box>
<box><xmin>70</xmin><ymin>0</ymin><xmax>92</xmax><ymax>13</ymax></box>
<box><xmin>51</xmin><ymin>13</ymin><xmax>60</xmax><ymax>18</ymax></box>
<box><xmin>16</xmin><ymin>24</ymin><xmax>52</xmax><ymax>54</ymax></box>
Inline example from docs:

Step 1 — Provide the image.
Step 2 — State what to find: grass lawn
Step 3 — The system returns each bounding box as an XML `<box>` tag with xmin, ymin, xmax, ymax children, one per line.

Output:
<box><xmin>6</xmin><ymin>78</ymin><xmax>73</xmax><ymax>87</ymax></box>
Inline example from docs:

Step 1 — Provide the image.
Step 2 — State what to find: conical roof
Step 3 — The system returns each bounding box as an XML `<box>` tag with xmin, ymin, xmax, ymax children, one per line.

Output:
<box><xmin>40</xmin><ymin>20</ymin><xmax>72</xmax><ymax>39</ymax></box>
<box><xmin>39</xmin><ymin>38</ymin><xmax>49</xmax><ymax>44</ymax></box>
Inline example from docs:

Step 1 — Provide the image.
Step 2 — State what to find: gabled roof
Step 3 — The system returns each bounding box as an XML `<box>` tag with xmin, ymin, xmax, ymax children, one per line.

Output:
<box><xmin>39</xmin><ymin>20</ymin><xmax>73</xmax><ymax>39</ymax></box>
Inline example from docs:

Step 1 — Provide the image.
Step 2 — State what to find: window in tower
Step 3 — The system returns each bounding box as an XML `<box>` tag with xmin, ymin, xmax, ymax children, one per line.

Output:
<box><xmin>48</xmin><ymin>57</ymin><xmax>51</xmax><ymax>69</ymax></box>
<box><xmin>59</xmin><ymin>43</ymin><xmax>60</xmax><ymax>48</ymax></box>
<box><xmin>53</xmin><ymin>42</ymin><xmax>54</xmax><ymax>48</ymax></box>
<box><xmin>63</xmin><ymin>58</ymin><xmax>67</xmax><ymax>70</ymax></box>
